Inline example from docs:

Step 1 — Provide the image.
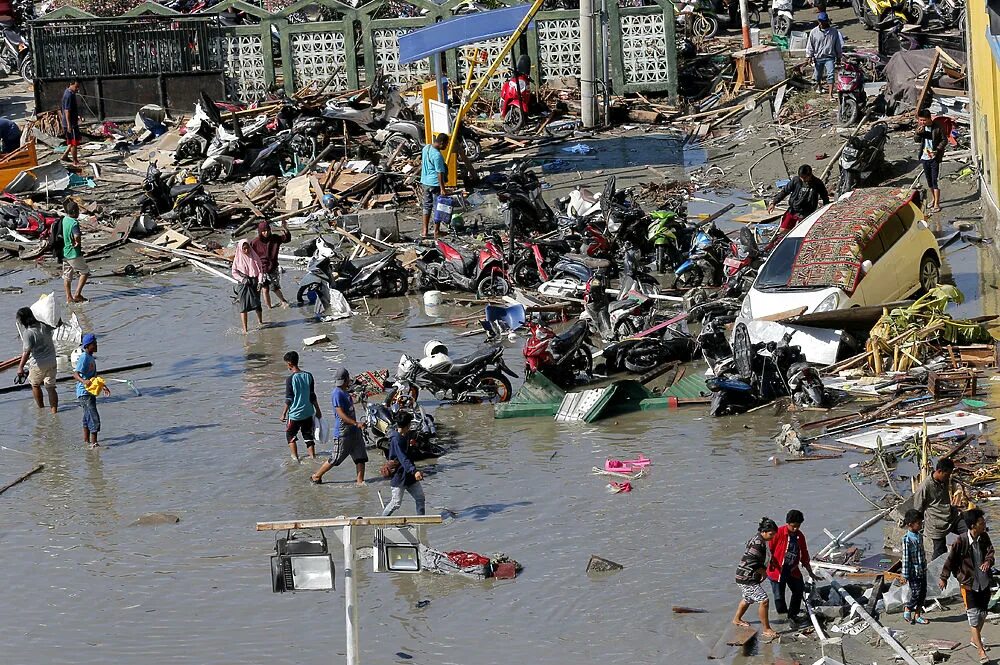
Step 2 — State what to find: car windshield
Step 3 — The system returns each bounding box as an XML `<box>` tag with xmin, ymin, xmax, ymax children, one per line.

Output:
<box><xmin>755</xmin><ymin>237</ymin><xmax>804</xmax><ymax>290</ymax></box>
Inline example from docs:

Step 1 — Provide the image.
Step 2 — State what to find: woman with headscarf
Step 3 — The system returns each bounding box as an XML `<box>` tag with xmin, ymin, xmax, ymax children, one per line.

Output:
<box><xmin>232</xmin><ymin>239</ymin><xmax>264</xmax><ymax>334</ymax></box>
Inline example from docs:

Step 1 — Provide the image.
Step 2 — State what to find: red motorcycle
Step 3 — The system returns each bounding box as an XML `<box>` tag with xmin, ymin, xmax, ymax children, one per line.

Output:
<box><xmin>416</xmin><ymin>236</ymin><xmax>512</xmax><ymax>298</ymax></box>
<box><xmin>510</xmin><ymin>237</ymin><xmax>573</xmax><ymax>287</ymax></box>
<box><xmin>523</xmin><ymin>320</ymin><xmax>593</xmax><ymax>387</ymax></box>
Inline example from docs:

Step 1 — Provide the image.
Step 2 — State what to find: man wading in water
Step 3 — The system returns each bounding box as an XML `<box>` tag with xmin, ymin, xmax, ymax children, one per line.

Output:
<box><xmin>281</xmin><ymin>351</ymin><xmax>321</xmax><ymax>462</ymax></box>
<box><xmin>16</xmin><ymin>307</ymin><xmax>58</xmax><ymax>413</ymax></box>
<box><xmin>311</xmin><ymin>368</ymin><xmax>368</xmax><ymax>486</ymax></box>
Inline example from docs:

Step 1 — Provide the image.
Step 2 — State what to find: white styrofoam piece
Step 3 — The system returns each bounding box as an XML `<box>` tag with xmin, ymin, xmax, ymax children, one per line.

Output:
<box><xmin>837</xmin><ymin>411</ymin><xmax>994</xmax><ymax>449</ymax></box>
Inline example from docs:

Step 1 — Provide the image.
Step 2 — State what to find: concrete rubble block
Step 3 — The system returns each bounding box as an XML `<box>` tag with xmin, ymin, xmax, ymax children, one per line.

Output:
<box><xmin>586</xmin><ymin>555</ymin><xmax>623</xmax><ymax>573</ymax></box>
<box><xmin>339</xmin><ymin>209</ymin><xmax>400</xmax><ymax>242</ymax></box>
<box><xmin>131</xmin><ymin>512</ymin><xmax>180</xmax><ymax>526</ymax></box>
<box><xmin>820</xmin><ymin>636</ymin><xmax>844</xmax><ymax>662</ymax></box>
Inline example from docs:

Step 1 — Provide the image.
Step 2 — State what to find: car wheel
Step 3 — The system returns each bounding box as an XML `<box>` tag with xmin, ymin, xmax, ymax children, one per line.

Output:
<box><xmin>918</xmin><ymin>253</ymin><xmax>940</xmax><ymax>293</ymax></box>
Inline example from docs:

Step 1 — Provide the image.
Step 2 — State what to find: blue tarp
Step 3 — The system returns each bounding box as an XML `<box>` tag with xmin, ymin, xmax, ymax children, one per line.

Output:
<box><xmin>399</xmin><ymin>4</ymin><xmax>535</xmax><ymax>64</ymax></box>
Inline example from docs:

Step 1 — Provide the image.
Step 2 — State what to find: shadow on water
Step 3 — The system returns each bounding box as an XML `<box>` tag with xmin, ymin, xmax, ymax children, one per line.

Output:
<box><xmin>453</xmin><ymin>501</ymin><xmax>533</xmax><ymax>521</ymax></box>
<box><xmin>98</xmin><ymin>423</ymin><xmax>219</xmax><ymax>447</ymax></box>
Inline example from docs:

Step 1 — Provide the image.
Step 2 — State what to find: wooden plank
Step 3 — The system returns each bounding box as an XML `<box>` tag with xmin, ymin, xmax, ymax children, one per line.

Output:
<box><xmin>708</xmin><ymin>624</ymin><xmax>757</xmax><ymax>659</ymax></box>
<box><xmin>151</xmin><ymin>228</ymin><xmax>190</xmax><ymax>250</ymax></box>
<box><xmin>758</xmin><ymin>306</ymin><xmax>807</xmax><ymax>322</ymax></box>
<box><xmin>0</xmin><ymin>463</ymin><xmax>44</xmax><ymax>495</ymax></box>
<box><xmin>915</xmin><ymin>48</ymin><xmax>941</xmax><ymax>114</ymax></box>
<box><xmin>931</xmin><ymin>86</ymin><xmax>968</xmax><ymax>98</ymax></box>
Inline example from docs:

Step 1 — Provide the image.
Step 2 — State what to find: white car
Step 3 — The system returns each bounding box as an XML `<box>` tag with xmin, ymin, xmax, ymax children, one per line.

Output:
<box><xmin>733</xmin><ymin>188</ymin><xmax>941</xmax><ymax>363</ymax></box>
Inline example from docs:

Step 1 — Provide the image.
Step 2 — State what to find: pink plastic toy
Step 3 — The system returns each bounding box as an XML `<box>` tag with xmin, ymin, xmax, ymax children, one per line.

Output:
<box><xmin>604</xmin><ymin>455</ymin><xmax>652</xmax><ymax>474</ymax></box>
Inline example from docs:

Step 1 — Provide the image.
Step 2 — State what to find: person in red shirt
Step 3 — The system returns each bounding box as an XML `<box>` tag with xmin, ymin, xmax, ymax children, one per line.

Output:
<box><xmin>766</xmin><ymin>509</ymin><xmax>819</xmax><ymax>626</ymax></box>
<box><xmin>249</xmin><ymin>220</ymin><xmax>291</xmax><ymax>309</ymax></box>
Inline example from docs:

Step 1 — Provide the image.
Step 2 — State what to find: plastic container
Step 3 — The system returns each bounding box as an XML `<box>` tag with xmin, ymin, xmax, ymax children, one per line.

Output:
<box><xmin>423</xmin><ymin>290</ymin><xmax>443</xmax><ymax>307</ymax></box>
<box><xmin>432</xmin><ymin>196</ymin><xmax>454</xmax><ymax>225</ymax></box>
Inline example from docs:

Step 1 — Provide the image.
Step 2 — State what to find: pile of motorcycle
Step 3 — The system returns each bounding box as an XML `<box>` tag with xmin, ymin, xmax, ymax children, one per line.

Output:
<box><xmin>704</xmin><ymin>326</ymin><xmax>828</xmax><ymax>417</ymax></box>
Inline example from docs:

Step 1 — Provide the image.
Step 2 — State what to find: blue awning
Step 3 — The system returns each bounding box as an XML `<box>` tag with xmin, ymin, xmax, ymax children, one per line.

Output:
<box><xmin>399</xmin><ymin>4</ymin><xmax>535</xmax><ymax>64</ymax></box>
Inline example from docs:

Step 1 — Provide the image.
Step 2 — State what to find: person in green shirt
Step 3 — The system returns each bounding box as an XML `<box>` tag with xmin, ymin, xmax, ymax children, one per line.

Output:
<box><xmin>61</xmin><ymin>198</ymin><xmax>90</xmax><ymax>304</ymax></box>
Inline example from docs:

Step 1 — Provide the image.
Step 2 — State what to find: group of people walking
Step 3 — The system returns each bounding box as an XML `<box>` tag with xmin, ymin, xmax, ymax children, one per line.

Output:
<box><xmin>733</xmin><ymin>459</ymin><xmax>995</xmax><ymax>664</ymax></box>
<box><xmin>281</xmin><ymin>355</ymin><xmax>426</xmax><ymax>516</ymax></box>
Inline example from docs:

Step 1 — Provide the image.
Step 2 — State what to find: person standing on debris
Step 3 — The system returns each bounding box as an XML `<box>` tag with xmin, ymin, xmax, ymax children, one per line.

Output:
<box><xmin>250</xmin><ymin>220</ymin><xmax>291</xmax><ymax>309</ymax></box>
<box><xmin>420</xmin><ymin>133</ymin><xmax>449</xmax><ymax>240</ymax></box>
<box><xmin>0</xmin><ymin>117</ymin><xmax>21</xmax><ymax>154</ymax></box>
<box><xmin>281</xmin><ymin>351</ymin><xmax>321</xmax><ymax>462</ymax></box>
<box><xmin>72</xmin><ymin>333</ymin><xmax>110</xmax><ymax>449</ymax></box>
<box><xmin>61</xmin><ymin>198</ymin><xmax>91</xmax><ymax>304</ymax></box>
<box><xmin>231</xmin><ymin>239</ymin><xmax>264</xmax><ymax>334</ymax></box>
<box><xmin>380</xmin><ymin>411</ymin><xmax>426</xmax><ymax>516</ymax></box>
<box><xmin>901</xmin><ymin>509</ymin><xmax>930</xmax><ymax>625</ymax></box>
<box><xmin>767</xmin><ymin>164</ymin><xmax>830</xmax><ymax>231</ymax></box>
<box><xmin>914</xmin><ymin>458</ymin><xmax>967</xmax><ymax>559</ymax></box>
<box><xmin>61</xmin><ymin>80</ymin><xmax>83</xmax><ymax>167</ymax></box>
<box><xmin>766</xmin><ymin>509</ymin><xmax>818</xmax><ymax>626</ymax></box>
<box><xmin>915</xmin><ymin>109</ymin><xmax>947</xmax><ymax>213</ymax></box>
<box><xmin>310</xmin><ymin>368</ymin><xmax>368</xmax><ymax>486</ymax></box>
<box><xmin>939</xmin><ymin>509</ymin><xmax>994</xmax><ymax>664</ymax></box>
<box><xmin>805</xmin><ymin>12</ymin><xmax>842</xmax><ymax>100</ymax></box>
<box><xmin>15</xmin><ymin>307</ymin><xmax>58</xmax><ymax>413</ymax></box>
<box><xmin>732</xmin><ymin>516</ymin><xmax>780</xmax><ymax>639</ymax></box>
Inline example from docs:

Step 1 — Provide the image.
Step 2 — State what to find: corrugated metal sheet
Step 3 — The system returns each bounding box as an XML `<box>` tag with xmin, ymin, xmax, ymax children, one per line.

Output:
<box><xmin>661</xmin><ymin>375</ymin><xmax>709</xmax><ymax>400</ymax></box>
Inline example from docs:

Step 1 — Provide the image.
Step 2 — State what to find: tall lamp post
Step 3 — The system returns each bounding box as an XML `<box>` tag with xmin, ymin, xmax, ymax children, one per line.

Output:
<box><xmin>258</xmin><ymin>515</ymin><xmax>443</xmax><ymax>665</ymax></box>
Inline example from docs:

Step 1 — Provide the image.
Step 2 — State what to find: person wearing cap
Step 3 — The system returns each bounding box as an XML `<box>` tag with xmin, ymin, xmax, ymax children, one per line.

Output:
<box><xmin>311</xmin><ymin>368</ymin><xmax>368</xmax><ymax>486</ymax></box>
<box><xmin>249</xmin><ymin>220</ymin><xmax>291</xmax><ymax>309</ymax></box>
<box><xmin>381</xmin><ymin>411</ymin><xmax>426</xmax><ymax>516</ymax></box>
<box><xmin>72</xmin><ymin>333</ymin><xmax>110</xmax><ymax>449</ymax></box>
<box><xmin>806</xmin><ymin>12</ymin><xmax>843</xmax><ymax>100</ymax></box>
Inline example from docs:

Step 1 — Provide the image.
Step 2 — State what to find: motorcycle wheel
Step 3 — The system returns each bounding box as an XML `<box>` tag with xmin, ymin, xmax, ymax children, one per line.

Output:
<box><xmin>476</xmin><ymin>273</ymin><xmax>511</xmax><ymax>298</ymax></box>
<box><xmin>838</xmin><ymin>95</ymin><xmax>859</xmax><ymax>126</ymax></box>
<box><xmin>910</xmin><ymin>3</ymin><xmax>926</xmax><ymax>24</ymax></box>
<box><xmin>673</xmin><ymin>263</ymin><xmax>704</xmax><ymax>289</ymax></box>
<box><xmin>468</xmin><ymin>371</ymin><xmax>513</xmax><ymax>404</ymax></box>
<box><xmin>571</xmin><ymin>346</ymin><xmax>594</xmax><ymax>377</ymax></box>
<box><xmin>692</xmin><ymin>13</ymin><xmax>719</xmax><ymax>39</ymax></box>
<box><xmin>383</xmin><ymin>134</ymin><xmax>415</xmax><ymax>158</ymax></box>
<box><xmin>378</xmin><ymin>268</ymin><xmax>409</xmax><ymax>297</ymax></box>
<box><xmin>502</xmin><ymin>106</ymin><xmax>525</xmax><ymax>135</ymax></box>
<box><xmin>19</xmin><ymin>55</ymin><xmax>32</xmax><ymax>82</ymax></box>
<box><xmin>296</xmin><ymin>283</ymin><xmax>319</xmax><ymax>305</ymax></box>
<box><xmin>773</xmin><ymin>14</ymin><xmax>792</xmax><ymax>36</ymax></box>
<box><xmin>511</xmin><ymin>257</ymin><xmax>541</xmax><ymax>288</ymax></box>
<box><xmin>461</xmin><ymin>136</ymin><xmax>482</xmax><ymax>162</ymax></box>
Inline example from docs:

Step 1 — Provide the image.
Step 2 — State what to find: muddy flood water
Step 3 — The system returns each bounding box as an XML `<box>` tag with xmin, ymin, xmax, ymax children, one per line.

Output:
<box><xmin>0</xmin><ymin>180</ymin><xmax>992</xmax><ymax>663</ymax></box>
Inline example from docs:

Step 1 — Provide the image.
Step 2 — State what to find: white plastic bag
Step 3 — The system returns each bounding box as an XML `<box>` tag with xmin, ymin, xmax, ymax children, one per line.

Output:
<box><xmin>314</xmin><ymin>415</ymin><xmax>331</xmax><ymax>446</ymax></box>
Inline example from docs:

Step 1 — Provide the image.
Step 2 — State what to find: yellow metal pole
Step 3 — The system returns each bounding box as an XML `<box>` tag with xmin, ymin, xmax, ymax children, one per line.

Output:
<box><xmin>443</xmin><ymin>0</ymin><xmax>547</xmax><ymax>163</ymax></box>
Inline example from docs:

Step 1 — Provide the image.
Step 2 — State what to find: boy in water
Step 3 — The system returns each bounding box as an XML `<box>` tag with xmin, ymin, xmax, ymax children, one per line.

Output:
<box><xmin>733</xmin><ymin>517</ymin><xmax>780</xmax><ymax>639</ymax></box>
<box><xmin>72</xmin><ymin>333</ymin><xmax>110</xmax><ymax>448</ymax></box>
<box><xmin>280</xmin><ymin>351</ymin><xmax>321</xmax><ymax>462</ymax></box>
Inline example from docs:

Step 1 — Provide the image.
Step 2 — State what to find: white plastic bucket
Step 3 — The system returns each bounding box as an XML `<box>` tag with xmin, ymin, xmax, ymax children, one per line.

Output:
<box><xmin>423</xmin><ymin>290</ymin><xmax>443</xmax><ymax>307</ymax></box>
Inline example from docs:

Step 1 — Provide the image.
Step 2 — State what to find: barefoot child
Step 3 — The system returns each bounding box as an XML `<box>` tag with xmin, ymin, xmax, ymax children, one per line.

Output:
<box><xmin>901</xmin><ymin>508</ymin><xmax>929</xmax><ymax>625</ymax></box>
<box><xmin>734</xmin><ymin>517</ymin><xmax>780</xmax><ymax>639</ymax></box>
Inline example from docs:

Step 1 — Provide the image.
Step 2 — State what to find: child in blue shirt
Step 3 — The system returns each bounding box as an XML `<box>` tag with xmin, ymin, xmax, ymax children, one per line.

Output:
<box><xmin>901</xmin><ymin>508</ymin><xmax>929</xmax><ymax>625</ymax></box>
<box><xmin>72</xmin><ymin>333</ymin><xmax>110</xmax><ymax>448</ymax></box>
